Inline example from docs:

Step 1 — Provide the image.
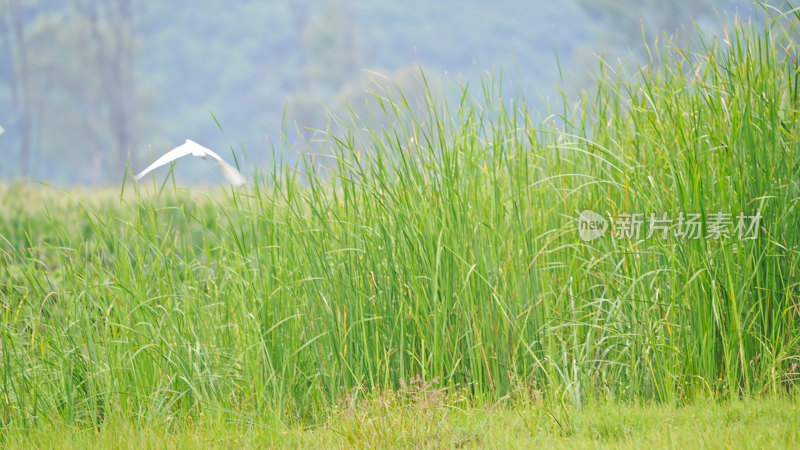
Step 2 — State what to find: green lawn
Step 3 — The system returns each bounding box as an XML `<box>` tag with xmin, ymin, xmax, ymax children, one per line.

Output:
<box><xmin>4</xmin><ymin>396</ymin><xmax>798</xmax><ymax>448</ymax></box>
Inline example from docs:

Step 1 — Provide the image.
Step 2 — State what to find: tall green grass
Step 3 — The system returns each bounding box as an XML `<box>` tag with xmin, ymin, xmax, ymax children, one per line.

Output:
<box><xmin>1</xmin><ymin>11</ymin><xmax>799</xmax><ymax>429</ymax></box>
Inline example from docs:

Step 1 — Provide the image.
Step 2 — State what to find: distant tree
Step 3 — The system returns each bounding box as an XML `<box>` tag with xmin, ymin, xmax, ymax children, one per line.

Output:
<box><xmin>328</xmin><ymin>64</ymin><xmax>441</xmax><ymax>164</ymax></box>
<box><xmin>285</xmin><ymin>0</ymin><xmax>359</xmax><ymax>141</ymax></box>
<box><xmin>285</xmin><ymin>2</ymin><xmax>310</xmax><ymax>92</ymax></box>
<box><xmin>72</xmin><ymin>0</ymin><xmax>136</xmax><ymax>177</ymax></box>
<box><xmin>301</xmin><ymin>0</ymin><xmax>358</xmax><ymax>94</ymax></box>
<box><xmin>568</xmin><ymin>0</ymin><xmax>748</xmax><ymax>95</ymax></box>
<box><xmin>285</xmin><ymin>91</ymin><xmax>328</xmax><ymax>141</ymax></box>
<box><xmin>335</xmin><ymin>64</ymin><xmax>435</xmax><ymax>129</ymax></box>
<box><xmin>0</xmin><ymin>0</ymin><xmax>34</xmax><ymax>177</ymax></box>
<box><xmin>575</xmin><ymin>0</ymin><xmax>723</xmax><ymax>43</ymax></box>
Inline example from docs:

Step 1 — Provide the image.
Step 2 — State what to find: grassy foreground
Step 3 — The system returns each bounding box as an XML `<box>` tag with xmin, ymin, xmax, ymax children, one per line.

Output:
<box><xmin>3</xmin><ymin>396</ymin><xmax>798</xmax><ymax>448</ymax></box>
<box><xmin>2</xmin><ymin>8</ymin><xmax>800</xmax><ymax>447</ymax></box>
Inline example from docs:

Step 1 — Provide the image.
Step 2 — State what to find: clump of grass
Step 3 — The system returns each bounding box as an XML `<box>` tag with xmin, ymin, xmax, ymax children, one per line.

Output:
<box><xmin>0</xmin><ymin>8</ymin><xmax>799</xmax><ymax>432</ymax></box>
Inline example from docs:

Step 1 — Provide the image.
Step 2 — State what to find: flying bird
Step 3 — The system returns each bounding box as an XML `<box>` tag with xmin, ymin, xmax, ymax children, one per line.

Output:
<box><xmin>0</xmin><ymin>125</ymin><xmax>4</xmax><ymax>135</ymax></box>
<box><xmin>134</xmin><ymin>139</ymin><xmax>246</xmax><ymax>186</ymax></box>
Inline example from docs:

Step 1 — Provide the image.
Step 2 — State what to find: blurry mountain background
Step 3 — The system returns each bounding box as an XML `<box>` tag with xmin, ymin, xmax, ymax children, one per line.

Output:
<box><xmin>0</xmin><ymin>0</ymin><xmax>761</xmax><ymax>185</ymax></box>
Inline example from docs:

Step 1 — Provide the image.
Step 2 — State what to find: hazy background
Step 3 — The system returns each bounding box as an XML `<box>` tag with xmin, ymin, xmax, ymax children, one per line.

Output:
<box><xmin>0</xmin><ymin>0</ymin><xmax>759</xmax><ymax>185</ymax></box>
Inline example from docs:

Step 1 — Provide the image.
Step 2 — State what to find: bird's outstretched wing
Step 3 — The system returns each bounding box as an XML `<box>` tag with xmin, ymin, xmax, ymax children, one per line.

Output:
<box><xmin>134</xmin><ymin>141</ymin><xmax>195</xmax><ymax>180</ymax></box>
<box><xmin>213</xmin><ymin>158</ymin><xmax>247</xmax><ymax>186</ymax></box>
<box><xmin>0</xmin><ymin>125</ymin><xmax>4</xmax><ymax>135</ymax></box>
<box><xmin>195</xmin><ymin>145</ymin><xmax>247</xmax><ymax>187</ymax></box>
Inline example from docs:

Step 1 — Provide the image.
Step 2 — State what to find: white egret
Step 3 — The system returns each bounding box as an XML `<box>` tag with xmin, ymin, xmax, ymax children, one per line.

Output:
<box><xmin>134</xmin><ymin>139</ymin><xmax>246</xmax><ymax>186</ymax></box>
<box><xmin>0</xmin><ymin>125</ymin><xmax>4</xmax><ymax>135</ymax></box>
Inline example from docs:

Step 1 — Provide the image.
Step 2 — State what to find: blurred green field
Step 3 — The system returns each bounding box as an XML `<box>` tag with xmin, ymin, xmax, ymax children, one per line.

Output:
<box><xmin>1</xmin><ymin>10</ymin><xmax>800</xmax><ymax>446</ymax></box>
